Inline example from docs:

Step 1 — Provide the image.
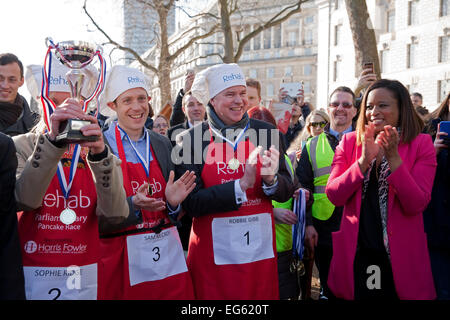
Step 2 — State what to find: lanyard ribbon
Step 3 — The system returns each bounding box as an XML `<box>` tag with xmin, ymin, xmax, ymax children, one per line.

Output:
<box><xmin>292</xmin><ymin>189</ymin><xmax>306</xmax><ymax>260</ymax></box>
<box><xmin>115</xmin><ymin>124</ymin><xmax>152</xmax><ymax>178</ymax></box>
<box><xmin>56</xmin><ymin>145</ymin><xmax>82</xmax><ymax>199</ymax></box>
<box><xmin>209</xmin><ymin>123</ymin><xmax>250</xmax><ymax>152</ymax></box>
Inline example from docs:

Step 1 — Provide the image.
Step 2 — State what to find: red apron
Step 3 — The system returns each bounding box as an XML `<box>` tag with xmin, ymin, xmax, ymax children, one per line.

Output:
<box><xmin>187</xmin><ymin>133</ymin><xmax>279</xmax><ymax>300</ymax></box>
<box><xmin>18</xmin><ymin>146</ymin><xmax>99</xmax><ymax>300</ymax></box>
<box><xmin>98</xmin><ymin>128</ymin><xmax>194</xmax><ymax>300</ymax></box>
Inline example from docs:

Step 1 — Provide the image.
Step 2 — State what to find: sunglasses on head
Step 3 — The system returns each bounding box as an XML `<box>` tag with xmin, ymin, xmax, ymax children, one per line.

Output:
<box><xmin>329</xmin><ymin>102</ymin><xmax>353</xmax><ymax>109</ymax></box>
<box><xmin>310</xmin><ymin>121</ymin><xmax>327</xmax><ymax>128</ymax></box>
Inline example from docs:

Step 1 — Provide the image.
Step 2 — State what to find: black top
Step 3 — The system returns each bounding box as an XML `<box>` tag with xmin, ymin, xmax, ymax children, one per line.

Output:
<box><xmin>358</xmin><ymin>166</ymin><xmax>385</xmax><ymax>252</ymax></box>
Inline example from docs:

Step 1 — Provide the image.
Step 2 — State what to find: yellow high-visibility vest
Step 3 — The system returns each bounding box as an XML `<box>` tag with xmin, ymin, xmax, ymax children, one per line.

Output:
<box><xmin>306</xmin><ymin>132</ymin><xmax>335</xmax><ymax>220</ymax></box>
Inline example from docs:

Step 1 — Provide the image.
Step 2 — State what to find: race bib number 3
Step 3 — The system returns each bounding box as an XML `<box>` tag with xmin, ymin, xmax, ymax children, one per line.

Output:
<box><xmin>126</xmin><ymin>226</ymin><xmax>188</xmax><ymax>286</ymax></box>
<box><xmin>23</xmin><ymin>264</ymin><xmax>97</xmax><ymax>300</ymax></box>
<box><xmin>212</xmin><ymin>213</ymin><xmax>274</xmax><ymax>265</ymax></box>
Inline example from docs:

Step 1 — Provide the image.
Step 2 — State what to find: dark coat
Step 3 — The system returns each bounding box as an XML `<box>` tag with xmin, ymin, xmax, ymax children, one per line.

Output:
<box><xmin>2</xmin><ymin>96</ymin><xmax>40</xmax><ymax>137</ymax></box>
<box><xmin>423</xmin><ymin>118</ymin><xmax>450</xmax><ymax>248</ymax></box>
<box><xmin>167</xmin><ymin>121</ymin><xmax>189</xmax><ymax>147</ymax></box>
<box><xmin>175</xmin><ymin>119</ymin><xmax>295</xmax><ymax>217</ymax></box>
<box><xmin>0</xmin><ymin>132</ymin><xmax>25</xmax><ymax>299</ymax></box>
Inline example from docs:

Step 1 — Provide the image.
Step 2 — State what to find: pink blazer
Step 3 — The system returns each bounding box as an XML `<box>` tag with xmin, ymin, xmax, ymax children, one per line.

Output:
<box><xmin>326</xmin><ymin>132</ymin><xmax>437</xmax><ymax>300</ymax></box>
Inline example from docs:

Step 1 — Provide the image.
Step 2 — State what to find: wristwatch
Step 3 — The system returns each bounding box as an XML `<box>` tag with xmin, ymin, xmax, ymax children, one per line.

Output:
<box><xmin>265</xmin><ymin>175</ymin><xmax>278</xmax><ymax>186</ymax></box>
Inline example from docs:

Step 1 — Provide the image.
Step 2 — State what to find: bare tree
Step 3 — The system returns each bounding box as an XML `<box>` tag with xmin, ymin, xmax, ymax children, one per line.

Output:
<box><xmin>344</xmin><ymin>0</ymin><xmax>381</xmax><ymax>78</ymax></box>
<box><xmin>83</xmin><ymin>0</ymin><xmax>218</xmax><ymax>110</ymax></box>
<box><xmin>217</xmin><ymin>0</ymin><xmax>308</xmax><ymax>63</ymax></box>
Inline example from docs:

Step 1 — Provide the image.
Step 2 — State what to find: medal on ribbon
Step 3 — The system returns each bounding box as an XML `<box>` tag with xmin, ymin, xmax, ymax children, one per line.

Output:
<box><xmin>57</xmin><ymin>145</ymin><xmax>82</xmax><ymax>225</ymax></box>
<box><xmin>209</xmin><ymin>123</ymin><xmax>249</xmax><ymax>171</ymax></box>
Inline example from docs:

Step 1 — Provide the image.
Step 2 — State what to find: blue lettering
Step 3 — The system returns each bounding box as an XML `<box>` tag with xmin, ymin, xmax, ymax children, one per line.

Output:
<box><xmin>127</xmin><ymin>76</ymin><xmax>145</xmax><ymax>84</ymax></box>
<box><xmin>49</xmin><ymin>75</ymin><xmax>68</xmax><ymax>85</ymax></box>
<box><xmin>222</xmin><ymin>73</ymin><xmax>243</xmax><ymax>82</ymax></box>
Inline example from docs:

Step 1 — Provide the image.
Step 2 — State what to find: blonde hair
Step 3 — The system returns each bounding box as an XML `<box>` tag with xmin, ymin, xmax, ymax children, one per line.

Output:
<box><xmin>287</xmin><ymin>109</ymin><xmax>329</xmax><ymax>154</ymax></box>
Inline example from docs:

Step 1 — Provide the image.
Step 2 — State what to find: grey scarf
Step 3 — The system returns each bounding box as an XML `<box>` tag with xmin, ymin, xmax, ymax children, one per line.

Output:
<box><xmin>206</xmin><ymin>104</ymin><xmax>249</xmax><ymax>134</ymax></box>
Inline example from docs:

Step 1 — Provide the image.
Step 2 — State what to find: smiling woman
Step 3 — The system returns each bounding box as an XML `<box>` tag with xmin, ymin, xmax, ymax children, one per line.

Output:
<box><xmin>326</xmin><ymin>79</ymin><xmax>437</xmax><ymax>300</ymax></box>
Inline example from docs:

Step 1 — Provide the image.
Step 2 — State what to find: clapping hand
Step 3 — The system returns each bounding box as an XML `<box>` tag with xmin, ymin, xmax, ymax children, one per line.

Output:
<box><xmin>165</xmin><ymin>170</ymin><xmax>196</xmax><ymax>208</ymax></box>
<box><xmin>358</xmin><ymin>122</ymin><xmax>380</xmax><ymax>173</ymax></box>
<box><xmin>239</xmin><ymin>146</ymin><xmax>262</xmax><ymax>192</ymax></box>
<box><xmin>132</xmin><ymin>183</ymin><xmax>166</xmax><ymax>212</ymax></box>
<box><xmin>261</xmin><ymin>145</ymin><xmax>279</xmax><ymax>185</ymax></box>
<box><xmin>375</xmin><ymin>125</ymin><xmax>402</xmax><ymax>172</ymax></box>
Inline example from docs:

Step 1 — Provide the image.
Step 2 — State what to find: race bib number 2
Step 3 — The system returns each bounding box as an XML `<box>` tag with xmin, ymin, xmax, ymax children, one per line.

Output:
<box><xmin>212</xmin><ymin>213</ymin><xmax>274</xmax><ymax>265</ymax></box>
<box><xmin>23</xmin><ymin>264</ymin><xmax>97</xmax><ymax>300</ymax></box>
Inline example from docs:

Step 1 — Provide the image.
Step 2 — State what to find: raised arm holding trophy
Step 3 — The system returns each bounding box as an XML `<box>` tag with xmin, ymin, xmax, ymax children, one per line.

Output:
<box><xmin>42</xmin><ymin>37</ymin><xmax>106</xmax><ymax>143</ymax></box>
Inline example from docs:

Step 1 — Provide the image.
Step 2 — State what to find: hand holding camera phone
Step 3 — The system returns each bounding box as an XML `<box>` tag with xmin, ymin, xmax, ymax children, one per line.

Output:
<box><xmin>363</xmin><ymin>62</ymin><xmax>374</xmax><ymax>74</ymax></box>
<box><xmin>439</xmin><ymin>121</ymin><xmax>450</xmax><ymax>147</ymax></box>
<box><xmin>280</xmin><ymin>82</ymin><xmax>303</xmax><ymax>105</ymax></box>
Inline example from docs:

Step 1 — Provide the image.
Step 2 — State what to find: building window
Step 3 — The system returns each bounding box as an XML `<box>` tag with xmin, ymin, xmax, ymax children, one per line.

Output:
<box><xmin>387</xmin><ymin>10</ymin><xmax>395</xmax><ymax>32</ymax></box>
<box><xmin>408</xmin><ymin>1</ymin><xmax>418</xmax><ymax>26</ymax></box>
<box><xmin>264</xmin><ymin>28</ymin><xmax>271</xmax><ymax>49</ymax></box>
<box><xmin>439</xmin><ymin>36</ymin><xmax>449</xmax><ymax>63</ymax></box>
<box><xmin>284</xmin><ymin>66</ymin><xmax>292</xmax><ymax>77</ymax></box>
<box><xmin>243</xmin><ymin>25</ymin><xmax>251</xmax><ymax>52</ymax></box>
<box><xmin>333</xmin><ymin>59</ymin><xmax>341</xmax><ymax>82</ymax></box>
<box><xmin>304</xmin><ymin>29</ymin><xmax>313</xmax><ymax>45</ymax></box>
<box><xmin>380</xmin><ymin>49</ymin><xmax>390</xmax><ymax>73</ymax></box>
<box><xmin>287</xmin><ymin>31</ymin><xmax>297</xmax><ymax>47</ymax></box>
<box><xmin>440</xmin><ymin>0</ymin><xmax>450</xmax><ymax>16</ymax></box>
<box><xmin>407</xmin><ymin>42</ymin><xmax>418</xmax><ymax>68</ymax></box>
<box><xmin>334</xmin><ymin>25</ymin><xmax>342</xmax><ymax>46</ymax></box>
<box><xmin>305</xmin><ymin>15</ymin><xmax>314</xmax><ymax>24</ymax></box>
<box><xmin>267</xmin><ymin>83</ymin><xmax>274</xmax><ymax>97</ymax></box>
<box><xmin>267</xmin><ymin>67</ymin><xmax>275</xmax><ymax>79</ymax></box>
<box><xmin>334</xmin><ymin>0</ymin><xmax>340</xmax><ymax>10</ymax></box>
<box><xmin>289</xmin><ymin>18</ymin><xmax>299</xmax><ymax>26</ymax></box>
<box><xmin>304</xmin><ymin>64</ymin><xmax>312</xmax><ymax>76</ymax></box>
<box><xmin>438</xmin><ymin>79</ymin><xmax>450</xmax><ymax>102</ymax></box>
<box><xmin>274</xmin><ymin>25</ymin><xmax>281</xmax><ymax>48</ymax></box>
<box><xmin>303</xmin><ymin>81</ymin><xmax>311</xmax><ymax>94</ymax></box>
<box><xmin>253</xmin><ymin>29</ymin><xmax>261</xmax><ymax>50</ymax></box>
<box><xmin>249</xmin><ymin>69</ymin><xmax>257</xmax><ymax>79</ymax></box>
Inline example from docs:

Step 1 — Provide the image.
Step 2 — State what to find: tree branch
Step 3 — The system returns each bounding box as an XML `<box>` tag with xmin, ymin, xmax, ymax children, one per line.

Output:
<box><xmin>83</xmin><ymin>0</ymin><xmax>158</xmax><ymax>73</ymax></box>
<box><xmin>234</xmin><ymin>1</ymin><xmax>306</xmax><ymax>62</ymax></box>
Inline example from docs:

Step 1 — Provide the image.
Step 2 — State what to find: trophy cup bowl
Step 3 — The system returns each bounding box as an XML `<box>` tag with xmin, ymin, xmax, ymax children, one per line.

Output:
<box><xmin>48</xmin><ymin>39</ymin><xmax>100</xmax><ymax>144</ymax></box>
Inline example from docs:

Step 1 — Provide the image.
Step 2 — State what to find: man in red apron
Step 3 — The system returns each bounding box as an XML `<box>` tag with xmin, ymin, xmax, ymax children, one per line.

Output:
<box><xmin>174</xmin><ymin>63</ymin><xmax>295</xmax><ymax>299</ymax></box>
<box><xmin>14</xmin><ymin>59</ymin><xmax>129</xmax><ymax>300</ymax></box>
<box><xmin>98</xmin><ymin>65</ymin><xmax>196</xmax><ymax>299</ymax></box>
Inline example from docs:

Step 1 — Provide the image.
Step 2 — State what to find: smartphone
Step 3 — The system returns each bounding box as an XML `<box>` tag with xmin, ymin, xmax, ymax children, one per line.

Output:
<box><xmin>363</xmin><ymin>62</ymin><xmax>374</xmax><ymax>73</ymax></box>
<box><xmin>440</xmin><ymin>121</ymin><xmax>450</xmax><ymax>134</ymax></box>
<box><xmin>439</xmin><ymin>121</ymin><xmax>450</xmax><ymax>146</ymax></box>
<box><xmin>281</xmin><ymin>82</ymin><xmax>303</xmax><ymax>98</ymax></box>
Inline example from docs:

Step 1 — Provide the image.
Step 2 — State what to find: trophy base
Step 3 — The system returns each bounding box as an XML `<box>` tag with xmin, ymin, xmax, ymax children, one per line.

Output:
<box><xmin>55</xmin><ymin>119</ymin><xmax>99</xmax><ymax>144</ymax></box>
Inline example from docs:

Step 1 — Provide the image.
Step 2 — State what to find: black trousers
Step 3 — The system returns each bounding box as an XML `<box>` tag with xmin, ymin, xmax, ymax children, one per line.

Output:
<box><xmin>277</xmin><ymin>250</ymin><xmax>300</xmax><ymax>300</ymax></box>
<box><xmin>353</xmin><ymin>248</ymin><xmax>398</xmax><ymax>300</ymax></box>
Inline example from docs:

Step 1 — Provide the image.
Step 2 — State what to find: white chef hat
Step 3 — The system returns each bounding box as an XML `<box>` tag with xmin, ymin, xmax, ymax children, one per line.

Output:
<box><xmin>25</xmin><ymin>53</ymin><xmax>99</xmax><ymax>101</ymax></box>
<box><xmin>190</xmin><ymin>63</ymin><xmax>246</xmax><ymax>106</ymax></box>
<box><xmin>100</xmin><ymin>65</ymin><xmax>151</xmax><ymax>117</ymax></box>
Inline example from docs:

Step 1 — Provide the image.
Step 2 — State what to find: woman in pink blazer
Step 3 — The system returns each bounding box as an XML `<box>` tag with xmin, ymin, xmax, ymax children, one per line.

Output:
<box><xmin>326</xmin><ymin>79</ymin><xmax>437</xmax><ymax>300</ymax></box>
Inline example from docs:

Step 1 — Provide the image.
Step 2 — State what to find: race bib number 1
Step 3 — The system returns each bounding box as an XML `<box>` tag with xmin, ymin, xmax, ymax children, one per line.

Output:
<box><xmin>212</xmin><ymin>213</ymin><xmax>274</xmax><ymax>265</ymax></box>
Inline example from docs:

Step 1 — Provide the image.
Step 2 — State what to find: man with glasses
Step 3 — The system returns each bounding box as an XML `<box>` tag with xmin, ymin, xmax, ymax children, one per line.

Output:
<box><xmin>296</xmin><ymin>86</ymin><xmax>357</xmax><ymax>300</ymax></box>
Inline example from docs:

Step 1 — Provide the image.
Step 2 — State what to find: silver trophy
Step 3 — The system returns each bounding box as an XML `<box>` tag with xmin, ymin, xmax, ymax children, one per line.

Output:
<box><xmin>46</xmin><ymin>38</ymin><xmax>100</xmax><ymax>143</ymax></box>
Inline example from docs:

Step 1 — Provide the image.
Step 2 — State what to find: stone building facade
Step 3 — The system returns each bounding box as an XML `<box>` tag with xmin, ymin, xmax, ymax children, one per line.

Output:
<box><xmin>316</xmin><ymin>0</ymin><xmax>450</xmax><ymax>111</ymax></box>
